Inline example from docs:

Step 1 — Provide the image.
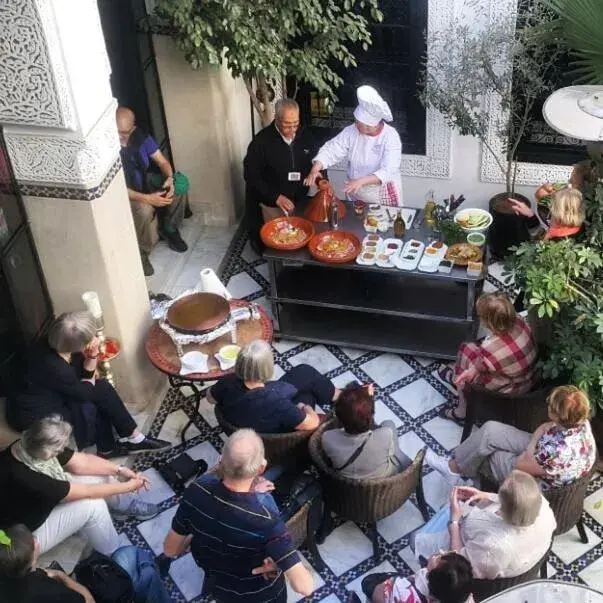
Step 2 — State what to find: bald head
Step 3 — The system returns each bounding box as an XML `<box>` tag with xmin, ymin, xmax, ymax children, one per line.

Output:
<box><xmin>221</xmin><ymin>429</ymin><xmax>265</xmax><ymax>480</ymax></box>
<box><xmin>116</xmin><ymin>107</ymin><xmax>136</xmax><ymax>146</ymax></box>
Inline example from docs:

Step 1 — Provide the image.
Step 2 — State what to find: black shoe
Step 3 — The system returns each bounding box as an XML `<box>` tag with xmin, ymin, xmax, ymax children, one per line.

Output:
<box><xmin>141</xmin><ymin>253</ymin><xmax>154</xmax><ymax>276</ymax></box>
<box><xmin>124</xmin><ymin>436</ymin><xmax>171</xmax><ymax>454</ymax></box>
<box><xmin>361</xmin><ymin>572</ymin><xmax>399</xmax><ymax>599</ymax></box>
<box><xmin>159</xmin><ymin>228</ymin><xmax>188</xmax><ymax>253</ymax></box>
<box><xmin>98</xmin><ymin>443</ymin><xmax>130</xmax><ymax>459</ymax></box>
<box><xmin>184</xmin><ymin>205</ymin><xmax>193</xmax><ymax>219</ymax></box>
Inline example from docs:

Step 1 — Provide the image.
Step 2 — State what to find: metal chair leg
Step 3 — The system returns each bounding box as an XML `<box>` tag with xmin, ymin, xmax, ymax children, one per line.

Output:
<box><xmin>370</xmin><ymin>523</ymin><xmax>380</xmax><ymax>561</ymax></box>
<box><xmin>577</xmin><ymin>516</ymin><xmax>588</xmax><ymax>544</ymax></box>
<box><xmin>316</xmin><ymin>502</ymin><xmax>332</xmax><ymax>544</ymax></box>
<box><xmin>416</xmin><ymin>478</ymin><xmax>430</xmax><ymax>523</ymax></box>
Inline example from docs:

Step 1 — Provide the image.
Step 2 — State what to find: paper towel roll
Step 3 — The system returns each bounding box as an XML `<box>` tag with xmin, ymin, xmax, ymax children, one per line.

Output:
<box><xmin>198</xmin><ymin>268</ymin><xmax>232</xmax><ymax>300</ymax></box>
<box><xmin>82</xmin><ymin>291</ymin><xmax>103</xmax><ymax>319</ymax></box>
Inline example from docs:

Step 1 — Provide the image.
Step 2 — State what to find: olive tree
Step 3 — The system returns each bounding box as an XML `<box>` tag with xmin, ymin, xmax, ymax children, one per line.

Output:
<box><xmin>153</xmin><ymin>0</ymin><xmax>383</xmax><ymax>126</ymax></box>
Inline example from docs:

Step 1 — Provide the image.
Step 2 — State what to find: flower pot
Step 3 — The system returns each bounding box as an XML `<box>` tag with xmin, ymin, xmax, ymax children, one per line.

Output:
<box><xmin>488</xmin><ymin>192</ymin><xmax>532</xmax><ymax>259</ymax></box>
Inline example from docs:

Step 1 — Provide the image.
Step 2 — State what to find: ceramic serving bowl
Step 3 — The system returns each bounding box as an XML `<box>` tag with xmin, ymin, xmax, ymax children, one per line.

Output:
<box><xmin>454</xmin><ymin>208</ymin><xmax>493</xmax><ymax>233</ymax></box>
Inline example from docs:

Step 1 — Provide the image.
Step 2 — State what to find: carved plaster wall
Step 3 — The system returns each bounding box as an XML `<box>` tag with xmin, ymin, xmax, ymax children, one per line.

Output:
<box><xmin>1</xmin><ymin>0</ymin><xmax>119</xmax><ymax>192</ymax></box>
<box><xmin>401</xmin><ymin>0</ymin><xmax>453</xmax><ymax>179</ymax></box>
<box><xmin>480</xmin><ymin>0</ymin><xmax>572</xmax><ymax>186</ymax></box>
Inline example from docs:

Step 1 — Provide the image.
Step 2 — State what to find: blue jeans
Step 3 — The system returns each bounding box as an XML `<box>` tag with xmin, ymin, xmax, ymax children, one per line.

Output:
<box><xmin>112</xmin><ymin>546</ymin><xmax>171</xmax><ymax>603</ymax></box>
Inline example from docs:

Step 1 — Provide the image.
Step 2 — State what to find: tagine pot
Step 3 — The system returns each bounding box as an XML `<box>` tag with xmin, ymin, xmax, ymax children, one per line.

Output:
<box><xmin>304</xmin><ymin>178</ymin><xmax>347</xmax><ymax>223</ymax></box>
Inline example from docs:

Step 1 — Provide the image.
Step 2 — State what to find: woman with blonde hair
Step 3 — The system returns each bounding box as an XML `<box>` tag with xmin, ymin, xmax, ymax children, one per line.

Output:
<box><xmin>427</xmin><ymin>385</ymin><xmax>596</xmax><ymax>489</ymax></box>
<box><xmin>413</xmin><ymin>471</ymin><xmax>556</xmax><ymax>579</ymax></box>
<box><xmin>509</xmin><ymin>187</ymin><xmax>585</xmax><ymax>240</ymax></box>
<box><xmin>438</xmin><ymin>292</ymin><xmax>537</xmax><ymax>422</ymax></box>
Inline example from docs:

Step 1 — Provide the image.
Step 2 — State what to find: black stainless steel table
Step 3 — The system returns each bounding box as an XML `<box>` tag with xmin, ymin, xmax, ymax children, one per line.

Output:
<box><xmin>263</xmin><ymin>203</ymin><xmax>485</xmax><ymax>360</ymax></box>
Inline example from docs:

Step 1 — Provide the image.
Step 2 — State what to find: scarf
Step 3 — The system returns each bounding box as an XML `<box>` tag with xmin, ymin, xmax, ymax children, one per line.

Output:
<box><xmin>544</xmin><ymin>223</ymin><xmax>581</xmax><ymax>240</ymax></box>
<box><xmin>12</xmin><ymin>440</ymin><xmax>69</xmax><ymax>482</ymax></box>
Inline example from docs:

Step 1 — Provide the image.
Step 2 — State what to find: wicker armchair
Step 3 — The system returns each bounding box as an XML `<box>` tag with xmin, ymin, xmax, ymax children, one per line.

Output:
<box><xmin>479</xmin><ymin>463</ymin><xmax>590</xmax><ymax>544</ymax></box>
<box><xmin>285</xmin><ymin>491</ymin><xmax>325</xmax><ymax>570</ymax></box>
<box><xmin>214</xmin><ymin>404</ymin><xmax>313</xmax><ymax>467</ymax></box>
<box><xmin>471</xmin><ymin>541</ymin><xmax>551</xmax><ymax>602</ymax></box>
<box><xmin>462</xmin><ymin>384</ymin><xmax>552</xmax><ymax>442</ymax></box>
<box><xmin>308</xmin><ymin>419</ymin><xmax>429</xmax><ymax>560</ymax></box>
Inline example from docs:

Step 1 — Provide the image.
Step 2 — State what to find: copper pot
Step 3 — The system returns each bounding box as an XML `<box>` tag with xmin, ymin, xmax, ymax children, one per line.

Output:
<box><xmin>167</xmin><ymin>292</ymin><xmax>231</xmax><ymax>334</ymax></box>
<box><xmin>304</xmin><ymin>178</ymin><xmax>347</xmax><ymax>223</ymax></box>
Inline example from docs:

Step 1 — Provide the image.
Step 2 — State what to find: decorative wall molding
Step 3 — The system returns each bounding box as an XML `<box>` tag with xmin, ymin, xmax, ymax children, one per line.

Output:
<box><xmin>0</xmin><ymin>0</ymin><xmax>77</xmax><ymax>129</ymax></box>
<box><xmin>4</xmin><ymin>101</ymin><xmax>121</xmax><ymax>189</ymax></box>
<box><xmin>480</xmin><ymin>0</ymin><xmax>572</xmax><ymax>186</ymax></box>
<box><xmin>18</xmin><ymin>158</ymin><xmax>122</xmax><ymax>200</ymax></box>
<box><xmin>401</xmin><ymin>0</ymin><xmax>453</xmax><ymax>179</ymax></box>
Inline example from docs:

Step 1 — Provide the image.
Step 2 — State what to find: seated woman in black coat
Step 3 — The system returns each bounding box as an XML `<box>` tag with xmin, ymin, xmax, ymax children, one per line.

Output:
<box><xmin>7</xmin><ymin>312</ymin><xmax>169</xmax><ymax>458</ymax></box>
<box><xmin>211</xmin><ymin>339</ymin><xmax>340</xmax><ymax>433</ymax></box>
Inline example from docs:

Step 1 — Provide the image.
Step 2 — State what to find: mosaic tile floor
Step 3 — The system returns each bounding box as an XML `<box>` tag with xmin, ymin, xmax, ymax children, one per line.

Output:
<box><xmin>118</xmin><ymin>227</ymin><xmax>603</xmax><ymax>601</ymax></box>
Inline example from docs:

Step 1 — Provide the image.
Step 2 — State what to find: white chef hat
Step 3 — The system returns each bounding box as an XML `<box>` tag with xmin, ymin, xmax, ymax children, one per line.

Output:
<box><xmin>353</xmin><ymin>85</ymin><xmax>393</xmax><ymax>126</ymax></box>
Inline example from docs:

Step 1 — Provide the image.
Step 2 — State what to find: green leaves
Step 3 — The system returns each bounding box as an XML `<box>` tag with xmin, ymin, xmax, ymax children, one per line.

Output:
<box><xmin>0</xmin><ymin>531</ymin><xmax>11</xmax><ymax>547</ymax></box>
<box><xmin>153</xmin><ymin>0</ymin><xmax>381</xmax><ymax>120</ymax></box>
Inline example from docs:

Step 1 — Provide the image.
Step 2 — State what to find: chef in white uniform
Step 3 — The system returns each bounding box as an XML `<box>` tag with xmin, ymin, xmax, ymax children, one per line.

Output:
<box><xmin>304</xmin><ymin>85</ymin><xmax>403</xmax><ymax>206</ymax></box>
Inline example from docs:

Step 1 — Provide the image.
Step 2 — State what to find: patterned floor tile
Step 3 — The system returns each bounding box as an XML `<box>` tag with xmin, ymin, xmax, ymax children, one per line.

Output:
<box><xmin>137</xmin><ymin>506</ymin><xmax>178</xmax><ymax>555</ymax></box>
<box><xmin>377</xmin><ymin>500</ymin><xmax>425</xmax><ymax>544</ymax></box>
<box><xmin>390</xmin><ymin>378</ymin><xmax>446</xmax><ymax>419</ymax></box>
<box><xmin>552</xmin><ymin>526</ymin><xmax>601</xmax><ymax>565</ymax></box>
<box><xmin>578</xmin><ymin>554</ymin><xmax>603</xmax><ymax>591</ymax></box>
<box><xmin>288</xmin><ymin>345</ymin><xmax>342</xmax><ymax>374</ymax></box>
<box><xmin>226</xmin><ymin>272</ymin><xmax>263</xmax><ymax>298</ymax></box>
<box><xmin>397</xmin><ymin>431</ymin><xmax>427</xmax><ymax>461</ymax></box>
<box><xmin>169</xmin><ymin>553</ymin><xmax>205</xmax><ymax>601</ymax></box>
<box><xmin>158</xmin><ymin>409</ymin><xmax>201</xmax><ymax>444</ymax></box>
<box><xmin>318</xmin><ymin>521</ymin><xmax>374</xmax><ymax>577</ymax></box>
<box><xmin>421</xmin><ymin>416</ymin><xmax>463</xmax><ymax>451</ymax></box>
<box><xmin>360</xmin><ymin>354</ymin><xmax>413</xmax><ymax>388</ymax></box>
<box><xmin>286</xmin><ymin>554</ymin><xmax>326</xmax><ymax>602</ymax></box>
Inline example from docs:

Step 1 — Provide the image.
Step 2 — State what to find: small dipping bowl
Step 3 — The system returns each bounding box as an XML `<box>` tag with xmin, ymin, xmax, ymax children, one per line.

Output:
<box><xmin>467</xmin><ymin>232</ymin><xmax>486</xmax><ymax>247</ymax></box>
<box><xmin>353</xmin><ymin>199</ymin><xmax>366</xmax><ymax>216</ymax></box>
<box><xmin>216</xmin><ymin>344</ymin><xmax>241</xmax><ymax>369</ymax></box>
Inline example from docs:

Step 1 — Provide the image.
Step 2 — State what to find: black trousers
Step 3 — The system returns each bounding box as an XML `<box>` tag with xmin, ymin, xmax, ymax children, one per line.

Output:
<box><xmin>279</xmin><ymin>364</ymin><xmax>335</xmax><ymax>409</ymax></box>
<box><xmin>86</xmin><ymin>379</ymin><xmax>138</xmax><ymax>452</ymax></box>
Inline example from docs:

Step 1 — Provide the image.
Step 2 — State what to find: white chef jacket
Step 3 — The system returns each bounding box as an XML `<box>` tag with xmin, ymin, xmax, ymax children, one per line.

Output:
<box><xmin>314</xmin><ymin>123</ymin><xmax>403</xmax><ymax>205</ymax></box>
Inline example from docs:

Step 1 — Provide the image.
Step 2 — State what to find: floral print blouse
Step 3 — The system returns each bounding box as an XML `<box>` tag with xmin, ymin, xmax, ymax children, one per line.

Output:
<box><xmin>535</xmin><ymin>422</ymin><xmax>596</xmax><ymax>490</ymax></box>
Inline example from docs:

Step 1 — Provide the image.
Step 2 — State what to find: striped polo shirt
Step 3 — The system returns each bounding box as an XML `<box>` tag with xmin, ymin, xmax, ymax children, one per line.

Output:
<box><xmin>172</xmin><ymin>475</ymin><xmax>300</xmax><ymax>603</ymax></box>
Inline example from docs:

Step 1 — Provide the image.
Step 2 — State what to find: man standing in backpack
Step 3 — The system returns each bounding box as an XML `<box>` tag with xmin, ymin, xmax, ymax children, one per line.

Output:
<box><xmin>116</xmin><ymin>107</ymin><xmax>188</xmax><ymax>276</ymax></box>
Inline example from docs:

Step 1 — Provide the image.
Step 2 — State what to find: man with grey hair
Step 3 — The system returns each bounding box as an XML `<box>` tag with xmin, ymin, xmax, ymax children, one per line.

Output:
<box><xmin>164</xmin><ymin>429</ymin><xmax>313</xmax><ymax>602</ymax></box>
<box><xmin>243</xmin><ymin>98</ymin><xmax>317</xmax><ymax>253</ymax></box>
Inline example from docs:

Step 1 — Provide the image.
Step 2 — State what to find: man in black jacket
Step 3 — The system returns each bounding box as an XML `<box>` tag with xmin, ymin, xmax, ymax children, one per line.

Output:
<box><xmin>243</xmin><ymin>99</ymin><xmax>316</xmax><ymax>252</ymax></box>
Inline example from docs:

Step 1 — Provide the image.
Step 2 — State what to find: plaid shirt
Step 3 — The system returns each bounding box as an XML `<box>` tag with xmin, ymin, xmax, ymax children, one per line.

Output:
<box><xmin>456</xmin><ymin>317</ymin><xmax>537</xmax><ymax>393</ymax></box>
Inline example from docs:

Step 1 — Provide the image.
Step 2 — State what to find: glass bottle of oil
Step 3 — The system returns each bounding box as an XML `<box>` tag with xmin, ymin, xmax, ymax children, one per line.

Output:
<box><xmin>424</xmin><ymin>189</ymin><xmax>436</xmax><ymax>227</ymax></box>
<box><xmin>394</xmin><ymin>210</ymin><xmax>406</xmax><ymax>239</ymax></box>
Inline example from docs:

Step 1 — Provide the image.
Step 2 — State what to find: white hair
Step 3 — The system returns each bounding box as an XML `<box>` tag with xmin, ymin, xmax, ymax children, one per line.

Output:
<box><xmin>220</xmin><ymin>429</ymin><xmax>265</xmax><ymax>480</ymax></box>
<box><xmin>48</xmin><ymin>311</ymin><xmax>97</xmax><ymax>353</ymax></box>
<box><xmin>235</xmin><ymin>340</ymin><xmax>274</xmax><ymax>383</ymax></box>
<box><xmin>21</xmin><ymin>415</ymin><xmax>72</xmax><ymax>460</ymax></box>
<box><xmin>275</xmin><ymin>98</ymin><xmax>299</xmax><ymax>120</ymax></box>
<box><xmin>499</xmin><ymin>470</ymin><xmax>542</xmax><ymax>527</ymax></box>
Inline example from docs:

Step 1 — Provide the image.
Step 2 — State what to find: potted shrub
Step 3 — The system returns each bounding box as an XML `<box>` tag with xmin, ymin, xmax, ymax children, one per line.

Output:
<box><xmin>505</xmin><ymin>176</ymin><xmax>603</xmax><ymax>442</ymax></box>
<box><xmin>419</xmin><ymin>1</ymin><xmax>563</xmax><ymax>256</ymax></box>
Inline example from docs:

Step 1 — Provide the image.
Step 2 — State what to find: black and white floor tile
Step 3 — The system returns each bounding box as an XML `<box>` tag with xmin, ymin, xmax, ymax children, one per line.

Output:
<box><xmin>117</xmin><ymin>228</ymin><xmax>603</xmax><ymax>601</ymax></box>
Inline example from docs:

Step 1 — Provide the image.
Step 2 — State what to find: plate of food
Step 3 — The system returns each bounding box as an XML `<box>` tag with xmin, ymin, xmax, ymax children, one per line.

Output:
<box><xmin>260</xmin><ymin>217</ymin><xmax>315</xmax><ymax>250</ymax></box>
<box><xmin>454</xmin><ymin>208</ymin><xmax>493</xmax><ymax>233</ymax></box>
<box><xmin>395</xmin><ymin>239</ymin><xmax>425</xmax><ymax>271</ymax></box>
<box><xmin>356</xmin><ymin>250</ymin><xmax>377</xmax><ymax>266</ymax></box>
<box><xmin>309</xmin><ymin>230</ymin><xmax>362</xmax><ymax>264</ymax></box>
<box><xmin>445</xmin><ymin>243</ymin><xmax>483</xmax><ymax>266</ymax></box>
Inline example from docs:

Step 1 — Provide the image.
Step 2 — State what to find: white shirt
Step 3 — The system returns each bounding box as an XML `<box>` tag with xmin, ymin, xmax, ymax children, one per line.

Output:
<box><xmin>313</xmin><ymin>123</ymin><xmax>403</xmax><ymax>204</ymax></box>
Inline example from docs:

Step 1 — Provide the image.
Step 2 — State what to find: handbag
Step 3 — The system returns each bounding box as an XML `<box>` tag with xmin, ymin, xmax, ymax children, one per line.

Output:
<box><xmin>74</xmin><ymin>552</ymin><xmax>134</xmax><ymax>603</ymax></box>
<box><xmin>154</xmin><ymin>453</ymin><xmax>208</xmax><ymax>492</ymax></box>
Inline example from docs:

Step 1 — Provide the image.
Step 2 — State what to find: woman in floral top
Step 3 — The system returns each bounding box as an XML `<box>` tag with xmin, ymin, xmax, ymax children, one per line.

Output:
<box><xmin>426</xmin><ymin>385</ymin><xmax>596</xmax><ymax>489</ymax></box>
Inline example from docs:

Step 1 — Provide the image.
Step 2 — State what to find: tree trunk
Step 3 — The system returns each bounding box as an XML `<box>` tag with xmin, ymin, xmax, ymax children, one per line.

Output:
<box><xmin>243</xmin><ymin>76</ymin><xmax>275</xmax><ymax>129</ymax></box>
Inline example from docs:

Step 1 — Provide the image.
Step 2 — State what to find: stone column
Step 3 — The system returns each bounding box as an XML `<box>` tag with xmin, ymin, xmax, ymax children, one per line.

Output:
<box><xmin>0</xmin><ymin>0</ymin><xmax>165</xmax><ymax>410</ymax></box>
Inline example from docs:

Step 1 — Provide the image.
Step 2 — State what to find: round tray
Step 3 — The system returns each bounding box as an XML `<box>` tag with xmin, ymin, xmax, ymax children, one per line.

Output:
<box><xmin>308</xmin><ymin>230</ymin><xmax>362</xmax><ymax>264</ymax></box>
<box><xmin>445</xmin><ymin>243</ymin><xmax>483</xmax><ymax>266</ymax></box>
<box><xmin>167</xmin><ymin>292</ymin><xmax>231</xmax><ymax>334</ymax></box>
<box><xmin>260</xmin><ymin>216</ymin><xmax>315</xmax><ymax>250</ymax></box>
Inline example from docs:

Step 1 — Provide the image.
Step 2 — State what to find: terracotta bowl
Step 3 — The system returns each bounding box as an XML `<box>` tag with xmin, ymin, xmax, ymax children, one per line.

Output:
<box><xmin>167</xmin><ymin>292</ymin><xmax>231</xmax><ymax>334</ymax></box>
<box><xmin>308</xmin><ymin>230</ymin><xmax>361</xmax><ymax>264</ymax></box>
<box><xmin>260</xmin><ymin>217</ymin><xmax>315</xmax><ymax>251</ymax></box>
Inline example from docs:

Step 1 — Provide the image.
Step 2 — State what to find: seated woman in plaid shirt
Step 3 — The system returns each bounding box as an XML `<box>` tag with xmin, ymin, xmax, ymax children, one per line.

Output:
<box><xmin>437</xmin><ymin>292</ymin><xmax>537</xmax><ymax>423</ymax></box>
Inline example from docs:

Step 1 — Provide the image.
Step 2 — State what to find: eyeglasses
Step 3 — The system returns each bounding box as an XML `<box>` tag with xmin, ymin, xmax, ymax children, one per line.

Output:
<box><xmin>277</xmin><ymin>120</ymin><xmax>300</xmax><ymax>130</ymax></box>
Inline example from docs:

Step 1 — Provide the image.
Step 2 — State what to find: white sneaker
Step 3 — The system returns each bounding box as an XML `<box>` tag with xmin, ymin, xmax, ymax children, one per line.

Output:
<box><xmin>425</xmin><ymin>449</ymin><xmax>465</xmax><ymax>486</ymax></box>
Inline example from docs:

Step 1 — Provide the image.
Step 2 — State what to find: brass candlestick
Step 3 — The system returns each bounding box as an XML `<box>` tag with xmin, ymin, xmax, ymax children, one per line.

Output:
<box><xmin>95</xmin><ymin>316</ymin><xmax>115</xmax><ymax>386</ymax></box>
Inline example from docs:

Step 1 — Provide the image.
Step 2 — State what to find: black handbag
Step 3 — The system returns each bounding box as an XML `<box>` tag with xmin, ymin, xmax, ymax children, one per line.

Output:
<box><xmin>154</xmin><ymin>453</ymin><xmax>208</xmax><ymax>491</ymax></box>
<box><xmin>74</xmin><ymin>552</ymin><xmax>134</xmax><ymax>603</ymax></box>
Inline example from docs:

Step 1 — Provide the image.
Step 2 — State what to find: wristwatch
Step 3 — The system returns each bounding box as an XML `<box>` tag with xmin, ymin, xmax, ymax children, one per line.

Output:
<box><xmin>448</xmin><ymin>519</ymin><xmax>460</xmax><ymax>527</ymax></box>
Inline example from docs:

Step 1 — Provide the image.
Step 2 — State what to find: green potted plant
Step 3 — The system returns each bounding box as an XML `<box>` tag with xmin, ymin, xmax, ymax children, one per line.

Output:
<box><xmin>419</xmin><ymin>1</ymin><xmax>563</xmax><ymax>256</ymax></box>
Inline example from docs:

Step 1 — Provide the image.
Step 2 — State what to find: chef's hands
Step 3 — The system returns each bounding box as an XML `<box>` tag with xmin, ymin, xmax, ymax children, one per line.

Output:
<box><xmin>508</xmin><ymin>198</ymin><xmax>534</xmax><ymax>218</ymax></box>
<box><xmin>343</xmin><ymin>177</ymin><xmax>369</xmax><ymax>195</ymax></box>
<box><xmin>276</xmin><ymin>195</ymin><xmax>295</xmax><ymax>213</ymax></box>
<box><xmin>304</xmin><ymin>162</ymin><xmax>323</xmax><ymax>186</ymax></box>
